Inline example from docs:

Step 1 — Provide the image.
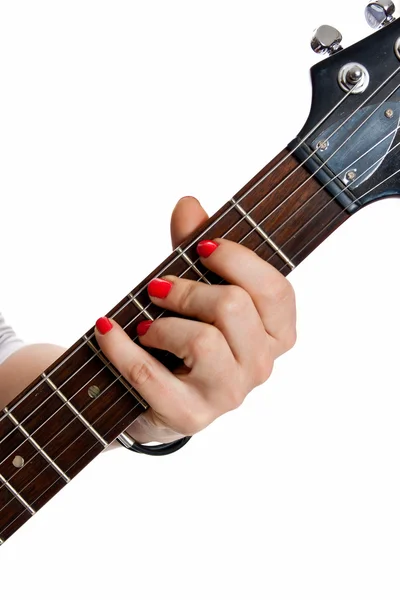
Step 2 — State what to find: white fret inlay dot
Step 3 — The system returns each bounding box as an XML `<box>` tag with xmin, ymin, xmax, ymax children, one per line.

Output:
<box><xmin>12</xmin><ymin>456</ymin><xmax>25</xmax><ymax>469</ymax></box>
<box><xmin>88</xmin><ymin>385</ymin><xmax>101</xmax><ymax>399</ymax></box>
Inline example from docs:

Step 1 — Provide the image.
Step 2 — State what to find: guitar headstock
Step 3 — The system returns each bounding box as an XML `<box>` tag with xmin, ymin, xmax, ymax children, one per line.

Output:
<box><xmin>290</xmin><ymin>1</ymin><xmax>400</xmax><ymax>213</ymax></box>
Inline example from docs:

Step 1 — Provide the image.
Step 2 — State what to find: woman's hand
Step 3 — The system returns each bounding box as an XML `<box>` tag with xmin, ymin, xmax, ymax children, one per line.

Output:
<box><xmin>95</xmin><ymin>196</ymin><xmax>297</xmax><ymax>443</ymax></box>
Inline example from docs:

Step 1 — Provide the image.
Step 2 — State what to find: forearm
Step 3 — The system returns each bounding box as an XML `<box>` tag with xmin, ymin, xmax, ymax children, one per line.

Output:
<box><xmin>0</xmin><ymin>344</ymin><xmax>66</xmax><ymax>410</ymax></box>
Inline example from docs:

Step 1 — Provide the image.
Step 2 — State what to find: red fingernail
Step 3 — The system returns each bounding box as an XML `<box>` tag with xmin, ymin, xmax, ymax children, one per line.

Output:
<box><xmin>96</xmin><ymin>317</ymin><xmax>113</xmax><ymax>335</ymax></box>
<box><xmin>197</xmin><ymin>240</ymin><xmax>219</xmax><ymax>258</ymax></box>
<box><xmin>148</xmin><ymin>278</ymin><xmax>173</xmax><ymax>299</ymax></box>
<box><xmin>137</xmin><ymin>320</ymin><xmax>153</xmax><ymax>337</ymax></box>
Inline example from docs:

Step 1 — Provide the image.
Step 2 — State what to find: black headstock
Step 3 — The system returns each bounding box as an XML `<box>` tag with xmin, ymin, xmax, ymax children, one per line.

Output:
<box><xmin>289</xmin><ymin>17</ymin><xmax>400</xmax><ymax>214</ymax></box>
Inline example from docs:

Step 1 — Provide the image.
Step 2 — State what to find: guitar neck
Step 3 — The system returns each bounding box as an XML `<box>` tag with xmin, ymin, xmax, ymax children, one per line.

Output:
<box><xmin>0</xmin><ymin>147</ymin><xmax>350</xmax><ymax>544</ymax></box>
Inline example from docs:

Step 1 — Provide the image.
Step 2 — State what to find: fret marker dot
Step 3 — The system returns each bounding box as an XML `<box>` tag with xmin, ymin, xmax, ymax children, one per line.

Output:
<box><xmin>12</xmin><ymin>456</ymin><xmax>25</xmax><ymax>469</ymax></box>
<box><xmin>88</xmin><ymin>385</ymin><xmax>101</xmax><ymax>399</ymax></box>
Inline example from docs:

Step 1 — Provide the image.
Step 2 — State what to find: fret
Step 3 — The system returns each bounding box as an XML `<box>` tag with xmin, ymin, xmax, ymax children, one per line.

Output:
<box><xmin>57</xmin><ymin>429</ymin><xmax>104</xmax><ymax>478</ymax></box>
<box><xmin>0</xmin><ymin>473</ymin><xmax>35</xmax><ymax>515</ymax></box>
<box><xmin>128</xmin><ymin>293</ymin><xmax>155</xmax><ymax>321</ymax></box>
<box><xmin>8</xmin><ymin>381</ymin><xmax>63</xmax><ymax>430</ymax></box>
<box><xmin>231</xmin><ymin>152</ymin><xmax>349</xmax><ymax>266</ymax></box>
<box><xmin>175</xmin><ymin>247</ymin><xmax>212</xmax><ymax>284</ymax></box>
<box><xmin>0</xmin><ymin>491</ymin><xmax>31</xmax><ymax>540</ymax></box>
<box><xmin>0</xmin><ymin>538</ymin><xmax>4</xmax><ymax>545</ymax></box>
<box><xmin>1</xmin><ymin>147</ymin><xmax>352</xmax><ymax>545</ymax></box>
<box><xmin>100</xmin><ymin>402</ymin><xmax>144</xmax><ymax>446</ymax></box>
<box><xmin>240</xmin><ymin>227</ymin><xmax>290</xmax><ymax>273</ymax></box>
<box><xmin>234</xmin><ymin>150</ymin><xmax>295</xmax><ymax>214</ymax></box>
<box><xmin>3</xmin><ymin>408</ymin><xmax>70</xmax><ymax>483</ymax></box>
<box><xmin>42</xmin><ymin>416</ymin><xmax>102</xmax><ymax>472</ymax></box>
<box><xmin>1</xmin><ymin>450</ymin><xmax>66</xmax><ymax>511</ymax></box>
<box><xmin>229</xmin><ymin>198</ymin><xmax>296</xmax><ymax>269</ymax></box>
<box><xmin>0</xmin><ymin>417</ymin><xmax>38</xmax><ymax>465</ymax></box>
<box><xmin>83</xmin><ymin>335</ymin><xmax>146</xmax><ymax>409</ymax></box>
<box><xmin>41</xmin><ymin>373</ymin><xmax>108</xmax><ymax>447</ymax></box>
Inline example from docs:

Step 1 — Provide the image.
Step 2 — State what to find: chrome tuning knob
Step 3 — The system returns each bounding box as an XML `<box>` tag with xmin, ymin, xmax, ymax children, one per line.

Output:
<box><xmin>365</xmin><ymin>1</ymin><xmax>396</xmax><ymax>28</ymax></box>
<box><xmin>311</xmin><ymin>25</ymin><xmax>343</xmax><ymax>56</ymax></box>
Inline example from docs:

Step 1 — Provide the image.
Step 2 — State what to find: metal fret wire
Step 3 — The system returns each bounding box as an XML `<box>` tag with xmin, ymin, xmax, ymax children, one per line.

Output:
<box><xmin>0</xmin><ymin>120</ymin><xmax>386</xmax><ymax>477</ymax></box>
<box><xmin>1</xmin><ymin>133</ymin><xmax>399</xmax><ymax>526</ymax></box>
<box><xmin>1</xmin><ymin>65</ymin><xmax>400</xmax><ymax>531</ymax></box>
<box><xmin>2</xmin><ymin>110</ymin><xmax>398</xmax><ymax>471</ymax></box>
<box><xmin>0</xmin><ymin>342</ymin><xmax>150</xmax><ymax>492</ymax></box>
<box><xmin>281</xmin><ymin>156</ymin><xmax>400</xmax><ymax>268</ymax></box>
<box><xmin>0</xmin><ymin>63</ymin><xmax>398</xmax><ymax>437</ymax></box>
<box><xmin>0</xmin><ymin>86</ymin><xmax>400</xmax><ymax>464</ymax></box>
<box><xmin>0</xmin><ymin>395</ymin><xmax>141</xmax><ymax>540</ymax></box>
<box><xmin>230</xmin><ymin>80</ymin><xmax>400</xmax><ymax>243</ymax></box>
<box><xmin>0</xmin><ymin>377</ymin><xmax>143</xmax><ymax>521</ymax></box>
<box><xmin>2</xmin><ymin>113</ymin><xmax>398</xmax><ymax>478</ymax></box>
<box><xmin>242</xmin><ymin>126</ymin><xmax>400</xmax><ymax>253</ymax></box>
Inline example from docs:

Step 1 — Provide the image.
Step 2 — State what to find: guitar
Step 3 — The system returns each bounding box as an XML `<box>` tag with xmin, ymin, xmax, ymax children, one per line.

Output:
<box><xmin>1</xmin><ymin>0</ymin><xmax>399</xmax><ymax>548</ymax></box>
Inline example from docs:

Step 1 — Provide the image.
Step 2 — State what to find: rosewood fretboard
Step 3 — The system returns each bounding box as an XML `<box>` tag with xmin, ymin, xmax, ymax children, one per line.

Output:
<box><xmin>0</xmin><ymin>149</ymin><xmax>350</xmax><ymax>544</ymax></box>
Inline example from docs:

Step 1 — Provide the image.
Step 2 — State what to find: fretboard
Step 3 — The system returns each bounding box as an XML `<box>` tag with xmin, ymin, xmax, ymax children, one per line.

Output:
<box><xmin>0</xmin><ymin>148</ymin><xmax>350</xmax><ymax>544</ymax></box>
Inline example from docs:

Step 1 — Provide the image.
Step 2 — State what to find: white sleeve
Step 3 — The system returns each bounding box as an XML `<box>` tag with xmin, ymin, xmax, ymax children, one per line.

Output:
<box><xmin>0</xmin><ymin>312</ymin><xmax>25</xmax><ymax>365</ymax></box>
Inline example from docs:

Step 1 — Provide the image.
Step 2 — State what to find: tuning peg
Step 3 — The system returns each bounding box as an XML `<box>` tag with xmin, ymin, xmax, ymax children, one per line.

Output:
<box><xmin>311</xmin><ymin>25</ymin><xmax>343</xmax><ymax>56</ymax></box>
<box><xmin>365</xmin><ymin>1</ymin><xmax>396</xmax><ymax>28</ymax></box>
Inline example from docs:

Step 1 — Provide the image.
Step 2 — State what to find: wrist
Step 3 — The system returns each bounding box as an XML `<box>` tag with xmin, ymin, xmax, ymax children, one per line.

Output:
<box><xmin>126</xmin><ymin>413</ymin><xmax>186</xmax><ymax>444</ymax></box>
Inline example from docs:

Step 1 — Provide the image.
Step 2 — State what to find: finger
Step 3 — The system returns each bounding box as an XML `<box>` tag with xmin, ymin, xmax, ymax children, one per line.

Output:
<box><xmin>138</xmin><ymin>316</ymin><xmax>242</xmax><ymax>416</ymax></box>
<box><xmin>145</xmin><ymin>276</ymin><xmax>273</xmax><ymax>380</ymax></box>
<box><xmin>94</xmin><ymin>317</ymin><xmax>191</xmax><ymax>427</ymax></box>
<box><xmin>170</xmin><ymin>196</ymin><xmax>209</xmax><ymax>249</ymax></box>
<box><xmin>138</xmin><ymin>315</ymin><xmax>234</xmax><ymax>377</ymax></box>
<box><xmin>196</xmin><ymin>238</ymin><xmax>296</xmax><ymax>354</ymax></box>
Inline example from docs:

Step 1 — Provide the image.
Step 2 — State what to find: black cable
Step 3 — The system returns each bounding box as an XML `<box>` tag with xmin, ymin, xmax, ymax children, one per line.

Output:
<box><xmin>117</xmin><ymin>433</ymin><xmax>191</xmax><ymax>456</ymax></box>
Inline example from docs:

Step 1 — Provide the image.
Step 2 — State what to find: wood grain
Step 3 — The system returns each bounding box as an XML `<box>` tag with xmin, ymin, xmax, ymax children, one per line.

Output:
<box><xmin>0</xmin><ymin>148</ymin><xmax>350</xmax><ymax>544</ymax></box>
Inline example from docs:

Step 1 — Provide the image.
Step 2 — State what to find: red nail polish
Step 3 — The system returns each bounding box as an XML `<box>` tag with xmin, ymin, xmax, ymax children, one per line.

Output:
<box><xmin>96</xmin><ymin>317</ymin><xmax>113</xmax><ymax>335</ymax></box>
<box><xmin>148</xmin><ymin>278</ymin><xmax>173</xmax><ymax>299</ymax></box>
<box><xmin>137</xmin><ymin>320</ymin><xmax>153</xmax><ymax>337</ymax></box>
<box><xmin>197</xmin><ymin>240</ymin><xmax>219</xmax><ymax>258</ymax></box>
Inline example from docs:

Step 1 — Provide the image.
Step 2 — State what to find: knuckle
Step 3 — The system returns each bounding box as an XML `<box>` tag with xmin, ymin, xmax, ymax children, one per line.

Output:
<box><xmin>218</xmin><ymin>285</ymin><xmax>251</xmax><ymax>317</ymax></box>
<box><xmin>265</xmin><ymin>276</ymin><xmax>295</xmax><ymax>305</ymax></box>
<box><xmin>284</xmin><ymin>326</ymin><xmax>297</xmax><ymax>351</ymax></box>
<box><xmin>179</xmin><ymin>280</ymin><xmax>197</xmax><ymax>312</ymax></box>
<box><xmin>228</xmin><ymin>388</ymin><xmax>245</xmax><ymax>410</ymax></box>
<box><xmin>188</xmin><ymin>326</ymin><xmax>221</xmax><ymax>359</ymax></box>
<box><xmin>254</xmin><ymin>351</ymin><xmax>274</xmax><ymax>386</ymax></box>
<box><xmin>127</xmin><ymin>360</ymin><xmax>154</xmax><ymax>387</ymax></box>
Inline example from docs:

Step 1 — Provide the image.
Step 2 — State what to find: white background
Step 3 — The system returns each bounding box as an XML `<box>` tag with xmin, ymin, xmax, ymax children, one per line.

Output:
<box><xmin>1</xmin><ymin>0</ymin><xmax>400</xmax><ymax>598</ymax></box>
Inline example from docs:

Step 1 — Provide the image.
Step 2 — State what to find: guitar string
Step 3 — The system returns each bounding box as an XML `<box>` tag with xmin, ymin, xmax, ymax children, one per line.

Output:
<box><xmin>232</xmin><ymin>89</ymin><xmax>400</xmax><ymax>247</ymax></box>
<box><xmin>0</xmin><ymin>122</ymin><xmax>397</xmax><ymax>475</ymax></box>
<box><xmin>0</xmin><ymin>76</ymin><xmax>399</xmax><ymax>505</ymax></box>
<box><xmin>1</xmin><ymin>113</ymin><xmax>399</xmax><ymax>460</ymax></box>
<box><xmin>242</xmin><ymin>127</ymin><xmax>400</xmax><ymax>252</ymax></box>
<box><xmin>281</xmin><ymin>157</ymin><xmax>400</xmax><ymax>268</ymax></box>
<box><xmin>1</xmin><ymin>66</ymin><xmax>400</xmax><ymax>516</ymax></box>
<box><xmin>0</xmin><ymin>392</ymin><xmax>142</xmax><ymax>540</ymax></box>
<box><xmin>224</xmin><ymin>65</ymin><xmax>400</xmax><ymax>219</ymax></box>
<box><xmin>1</xmin><ymin>63</ymin><xmax>398</xmax><ymax>437</ymax></box>
<box><xmin>1</xmin><ymin>124</ymin><xmax>400</xmax><ymax>519</ymax></box>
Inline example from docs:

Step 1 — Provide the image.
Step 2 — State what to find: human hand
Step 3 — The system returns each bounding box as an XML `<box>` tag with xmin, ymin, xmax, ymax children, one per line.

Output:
<box><xmin>95</xmin><ymin>196</ymin><xmax>297</xmax><ymax>443</ymax></box>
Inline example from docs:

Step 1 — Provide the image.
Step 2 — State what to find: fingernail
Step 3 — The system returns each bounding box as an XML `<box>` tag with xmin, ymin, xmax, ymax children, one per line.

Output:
<box><xmin>197</xmin><ymin>240</ymin><xmax>219</xmax><ymax>258</ymax></box>
<box><xmin>148</xmin><ymin>278</ymin><xmax>173</xmax><ymax>299</ymax></box>
<box><xmin>96</xmin><ymin>317</ymin><xmax>113</xmax><ymax>335</ymax></box>
<box><xmin>137</xmin><ymin>320</ymin><xmax>153</xmax><ymax>337</ymax></box>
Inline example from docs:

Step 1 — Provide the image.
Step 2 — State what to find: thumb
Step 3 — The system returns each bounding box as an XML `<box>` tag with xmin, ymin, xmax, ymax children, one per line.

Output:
<box><xmin>170</xmin><ymin>196</ymin><xmax>209</xmax><ymax>249</ymax></box>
